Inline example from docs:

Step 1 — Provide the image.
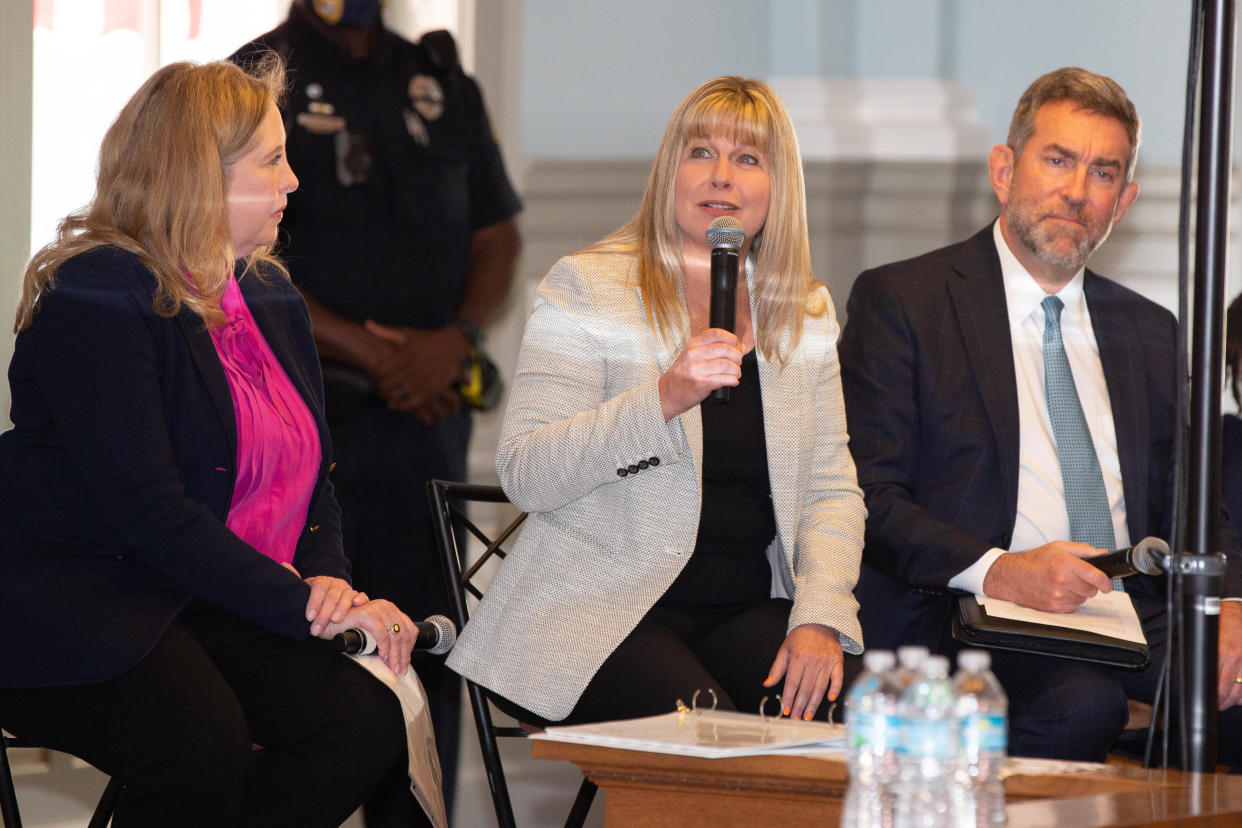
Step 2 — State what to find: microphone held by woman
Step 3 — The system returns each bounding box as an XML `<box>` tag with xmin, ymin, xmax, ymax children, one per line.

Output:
<box><xmin>707</xmin><ymin>215</ymin><xmax>744</xmax><ymax>403</ymax></box>
<box><xmin>335</xmin><ymin>615</ymin><xmax>458</xmax><ymax>656</ymax></box>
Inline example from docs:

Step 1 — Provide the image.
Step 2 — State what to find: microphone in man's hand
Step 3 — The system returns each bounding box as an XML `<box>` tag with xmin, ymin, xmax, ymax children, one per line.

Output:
<box><xmin>707</xmin><ymin>216</ymin><xmax>745</xmax><ymax>404</ymax></box>
<box><xmin>333</xmin><ymin>614</ymin><xmax>458</xmax><ymax>656</ymax></box>
<box><xmin>1086</xmin><ymin>536</ymin><xmax>1169</xmax><ymax>578</ymax></box>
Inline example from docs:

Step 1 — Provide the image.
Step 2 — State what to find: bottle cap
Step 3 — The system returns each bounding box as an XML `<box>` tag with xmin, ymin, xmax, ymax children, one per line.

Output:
<box><xmin>863</xmin><ymin>649</ymin><xmax>896</xmax><ymax>673</ymax></box>
<box><xmin>957</xmin><ymin>649</ymin><xmax>991</xmax><ymax>672</ymax></box>
<box><xmin>922</xmin><ymin>655</ymin><xmax>950</xmax><ymax>678</ymax></box>
<box><xmin>897</xmin><ymin>645</ymin><xmax>929</xmax><ymax>669</ymax></box>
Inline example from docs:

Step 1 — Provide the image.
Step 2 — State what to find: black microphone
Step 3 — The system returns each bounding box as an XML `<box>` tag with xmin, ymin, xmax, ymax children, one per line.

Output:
<box><xmin>707</xmin><ymin>216</ymin><xmax>744</xmax><ymax>404</ymax></box>
<box><xmin>1085</xmin><ymin>536</ymin><xmax>1169</xmax><ymax>578</ymax></box>
<box><xmin>333</xmin><ymin>614</ymin><xmax>457</xmax><ymax>656</ymax></box>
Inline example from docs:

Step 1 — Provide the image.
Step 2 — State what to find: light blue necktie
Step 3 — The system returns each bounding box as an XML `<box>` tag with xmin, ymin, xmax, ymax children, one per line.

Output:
<box><xmin>1041</xmin><ymin>296</ymin><xmax>1123</xmax><ymax>591</ymax></box>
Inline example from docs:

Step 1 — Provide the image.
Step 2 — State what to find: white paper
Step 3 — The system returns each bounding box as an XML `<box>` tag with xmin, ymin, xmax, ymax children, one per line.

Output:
<box><xmin>978</xmin><ymin>590</ymin><xmax>1147</xmax><ymax>644</ymax></box>
<box><xmin>1003</xmin><ymin>756</ymin><xmax>1111</xmax><ymax>777</ymax></box>
<box><xmin>532</xmin><ymin>710</ymin><xmax>847</xmax><ymax>759</ymax></box>
<box><xmin>349</xmin><ymin>655</ymin><xmax>447</xmax><ymax>828</ymax></box>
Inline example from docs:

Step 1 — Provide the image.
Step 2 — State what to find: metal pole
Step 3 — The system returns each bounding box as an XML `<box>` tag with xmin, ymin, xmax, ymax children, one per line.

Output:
<box><xmin>1183</xmin><ymin>0</ymin><xmax>1235</xmax><ymax>774</ymax></box>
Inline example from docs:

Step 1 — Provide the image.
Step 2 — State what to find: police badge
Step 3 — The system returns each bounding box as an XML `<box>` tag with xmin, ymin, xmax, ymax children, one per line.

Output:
<box><xmin>408</xmin><ymin>74</ymin><xmax>444</xmax><ymax>121</ymax></box>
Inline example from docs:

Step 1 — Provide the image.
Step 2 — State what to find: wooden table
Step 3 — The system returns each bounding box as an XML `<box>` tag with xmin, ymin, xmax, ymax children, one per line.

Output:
<box><xmin>532</xmin><ymin>739</ymin><xmax>1242</xmax><ymax>826</ymax></box>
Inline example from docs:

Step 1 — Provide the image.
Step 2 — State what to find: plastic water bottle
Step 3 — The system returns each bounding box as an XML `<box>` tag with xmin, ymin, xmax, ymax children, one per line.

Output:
<box><xmin>954</xmin><ymin>650</ymin><xmax>1007</xmax><ymax>826</ymax></box>
<box><xmin>895</xmin><ymin>655</ymin><xmax>960</xmax><ymax>828</ymax></box>
<box><xmin>842</xmin><ymin>650</ymin><xmax>898</xmax><ymax>827</ymax></box>
<box><xmin>893</xmin><ymin>645</ymin><xmax>929</xmax><ymax>695</ymax></box>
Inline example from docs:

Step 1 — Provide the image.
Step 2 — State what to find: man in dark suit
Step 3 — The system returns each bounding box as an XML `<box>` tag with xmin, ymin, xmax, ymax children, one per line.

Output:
<box><xmin>839</xmin><ymin>67</ymin><xmax>1242</xmax><ymax>762</ymax></box>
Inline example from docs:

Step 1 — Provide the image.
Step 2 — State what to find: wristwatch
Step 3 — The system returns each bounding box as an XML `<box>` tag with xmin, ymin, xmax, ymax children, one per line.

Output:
<box><xmin>453</xmin><ymin>318</ymin><xmax>481</xmax><ymax>347</ymax></box>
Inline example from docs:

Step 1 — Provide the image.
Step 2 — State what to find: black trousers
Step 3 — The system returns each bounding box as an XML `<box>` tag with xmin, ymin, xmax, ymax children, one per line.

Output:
<box><xmin>490</xmin><ymin>597</ymin><xmax>864</xmax><ymax>728</ymax></box>
<box><xmin>940</xmin><ymin>581</ymin><xmax>1242</xmax><ymax>764</ymax></box>
<box><xmin>328</xmin><ymin>400</ymin><xmax>468</xmax><ymax>826</ymax></box>
<box><xmin>0</xmin><ymin>601</ymin><xmax>406</xmax><ymax>828</ymax></box>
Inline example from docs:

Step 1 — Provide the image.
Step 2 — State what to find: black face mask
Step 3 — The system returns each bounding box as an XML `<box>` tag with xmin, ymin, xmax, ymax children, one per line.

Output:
<box><xmin>312</xmin><ymin>0</ymin><xmax>382</xmax><ymax>28</ymax></box>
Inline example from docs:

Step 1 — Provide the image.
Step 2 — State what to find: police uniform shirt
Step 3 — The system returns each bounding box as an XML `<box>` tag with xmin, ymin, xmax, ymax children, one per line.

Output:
<box><xmin>233</xmin><ymin>9</ymin><xmax>523</xmax><ymax>330</ymax></box>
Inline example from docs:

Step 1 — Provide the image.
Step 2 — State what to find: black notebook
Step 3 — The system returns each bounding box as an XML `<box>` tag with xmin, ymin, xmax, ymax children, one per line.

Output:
<box><xmin>953</xmin><ymin>595</ymin><xmax>1150</xmax><ymax>670</ymax></box>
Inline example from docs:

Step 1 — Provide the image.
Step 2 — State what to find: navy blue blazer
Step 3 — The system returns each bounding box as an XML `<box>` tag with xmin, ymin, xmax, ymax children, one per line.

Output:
<box><xmin>0</xmin><ymin>247</ymin><xmax>346</xmax><ymax>687</ymax></box>
<box><xmin>839</xmin><ymin>224</ymin><xmax>1242</xmax><ymax>651</ymax></box>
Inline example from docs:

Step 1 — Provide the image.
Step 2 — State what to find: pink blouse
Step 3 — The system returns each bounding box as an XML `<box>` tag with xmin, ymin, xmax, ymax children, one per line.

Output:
<box><xmin>208</xmin><ymin>275</ymin><xmax>321</xmax><ymax>565</ymax></box>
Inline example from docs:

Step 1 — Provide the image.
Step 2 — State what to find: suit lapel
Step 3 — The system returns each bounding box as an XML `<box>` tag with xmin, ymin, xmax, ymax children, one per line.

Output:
<box><xmin>1085</xmin><ymin>273</ymin><xmax>1149</xmax><ymax>541</ymax></box>
<box><xmin>242</xmin><ymin>275</ymin><xmax>314</xmax><ymax>411</ymax></box>
<box><xmin>177</xmin><ymin>272</ymin><xmax>328</xmax><ymax>480</ymax></box>
<box><xmin>757</xmin><ymin>347</ymin><xmax>801</xmax><ymax>552</ymax></box>
<box><xmin>947</xmin><ymin>228</ymin><xmax>1021</xmax><ymax>518</ymax></box>
<box><xmin>644</xmin><ymin>281</ymin><xmax>704</xmax><ymax>486</ymax></box>
<box><xmin>177</xmin><ymin>307</ymin><xmax>238</xmax><ymax>457</ymax></box>
<box><xmin>241</xmin><ymin>274</ymin><xmax>334</xmax><ymax>481</ymax></box>
<box><xmin>749</xmin><ymin>261</ymin><xmax>801</xmax><ymax>550</ymax></box>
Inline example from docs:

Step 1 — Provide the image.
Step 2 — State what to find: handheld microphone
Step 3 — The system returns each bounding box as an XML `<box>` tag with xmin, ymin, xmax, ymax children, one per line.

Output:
<box><xmin>333</xmin><ymin>614</ymin><xmax>457</xmax><ymax>656</ymax></box>
<box><xmin>707</xmin><ymin>216</ymin><xmax>744</xmax><ymax>404</ymax></box>
<box><xmin>1085</xmin><ymin>536</ymin><xmax>1169</xmax><ymax>578</ymax></box>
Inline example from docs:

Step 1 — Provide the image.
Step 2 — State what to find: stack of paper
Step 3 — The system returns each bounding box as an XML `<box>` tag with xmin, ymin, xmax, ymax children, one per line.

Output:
<box><xmin>531</xmin><ymin>710</ymin><xmax>846</xmax><ymax>759</ymax></box>
<box><xmin>978</xmin><ymin>590</ymin><xmax>1147</xmax><ymax>644</ymax></box>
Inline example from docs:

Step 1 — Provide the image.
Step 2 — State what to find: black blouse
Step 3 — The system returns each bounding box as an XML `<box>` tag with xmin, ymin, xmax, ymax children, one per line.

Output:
<box><xmin>658</xmin><ymin>350</ymin><xmax>775</xmax><ymax>608</ymax></box>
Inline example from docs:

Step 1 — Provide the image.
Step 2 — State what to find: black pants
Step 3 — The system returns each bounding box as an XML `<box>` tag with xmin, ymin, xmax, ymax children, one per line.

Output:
<box><xmin>490</xmin><ymin>598</ymin><xmax>864</xmax><ymax>727</ymax></box>
<box><xmin>0</xmin><ymin>601</ymin><xmax>406</xmax><ymax>828</ymax></box>
<box><xmin>328</xmin><ymin>400</ymin><xmax>468</xmax><ymax>826</ymax></box>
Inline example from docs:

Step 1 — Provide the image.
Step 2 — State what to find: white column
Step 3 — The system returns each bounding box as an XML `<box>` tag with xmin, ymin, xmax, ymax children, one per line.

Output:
<box><xmin>0</xmin><ymin>1</ymin><xmax>33</xmax><ymax>428</ymax></box>
<box><xmin>767</xmin><ymin>0</ymin><xmax>986</xmax><ymax>162</ymax></box>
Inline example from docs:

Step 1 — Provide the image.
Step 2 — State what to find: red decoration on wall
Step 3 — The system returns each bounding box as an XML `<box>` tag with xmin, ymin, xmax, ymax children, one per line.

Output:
<box><xmin>102</xmin><ymin>0</ymin><xmax>141</xmax><ymax>34</ymax></box>
<box><xmin>34</xmin><ymin>0</ymin><xmax>53</xmax><ymax>30</ymax></box>
<box><xmin>33</xmin><ymin>0</ymin><xmax>205</xmax><ymax>40</ymax></box>
<box><xmin>188</xmin><ymin>0</ymin><xmax>202</xmax><ymax>39</ymax></box>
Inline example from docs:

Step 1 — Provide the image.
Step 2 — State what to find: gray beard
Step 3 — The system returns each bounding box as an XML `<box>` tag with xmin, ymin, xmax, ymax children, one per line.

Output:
<box><xmin>1006</xmin><ymin>205</ymin><xmax>1105</xmax><ymax>273</ymax></box>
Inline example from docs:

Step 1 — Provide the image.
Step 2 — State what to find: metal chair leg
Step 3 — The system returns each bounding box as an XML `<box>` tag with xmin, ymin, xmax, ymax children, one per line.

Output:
<box><xmin>0</xmin><ymin>739</ymin><xmax>22</xmax><ymax>828</ymax></box>
<box><xmin>468</xmin><ymin>685</ymin><xmax>517</xmax><ymax>828</ymax></box>
<box><xmin>87</xmin><ymin>776</ymin><xmax>121</xmax><ymax>828</ymax></box>
<box><xmin>564</xmin><ymin>777</ymin><xmax>597</xmax><ymax>828</ymax></box>
<box><xmin>1</xmin><ymin>735</ymin><xmax>119</xmax><ymax>828</ymax></box>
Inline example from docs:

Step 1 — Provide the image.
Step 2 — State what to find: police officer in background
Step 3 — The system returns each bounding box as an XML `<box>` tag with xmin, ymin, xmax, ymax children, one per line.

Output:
<box><xmin>233</xmin><ymin>1</ymin><xmax>522</xmax><ymax>823</ymax></box>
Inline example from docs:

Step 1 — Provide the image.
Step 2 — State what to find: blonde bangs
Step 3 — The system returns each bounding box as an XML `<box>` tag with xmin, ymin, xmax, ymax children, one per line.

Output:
<box><xmin>682</xmin><ymin>94</ymin><xmax>776</xmax><ymax>165</ymax></box>
<box><xmin>585</xmin><ymin>76</ymin><xmax>822</xmax><ymax>367</ymax></box>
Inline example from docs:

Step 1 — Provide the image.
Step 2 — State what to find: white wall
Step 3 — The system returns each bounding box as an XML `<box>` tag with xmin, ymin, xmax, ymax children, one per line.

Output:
<box><xmin>520</xmin><ymin>0</ymin><xmax>770</xmax><ymax>158</ymax></box>
<box><xmin>949</xmin><ymin>0</ymin><xmax>1195</xmax><ymax>172</ymax></box>
<box><xmin>507</xmin><ymin>0</ymin><xmax>1241</xmax><ymax>330</ymax></box>
<box><xmin>520</xmin><ymin>0</ymin><xmax>1212</xmax><ymax>167</ymax></box>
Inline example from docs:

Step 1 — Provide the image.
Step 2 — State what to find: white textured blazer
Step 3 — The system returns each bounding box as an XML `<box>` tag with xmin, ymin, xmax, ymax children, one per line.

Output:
<box><xmin>446</xmin><ymin>251</ymin><xmax>866</xmax><ymax>721</ymax></box>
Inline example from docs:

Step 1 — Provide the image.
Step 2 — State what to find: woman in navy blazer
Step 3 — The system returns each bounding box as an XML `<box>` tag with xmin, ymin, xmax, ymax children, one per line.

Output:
<box><xmin>0</xmin><ymin>58</ymin><xmax>419</xmax><ymax>827</ymax></box>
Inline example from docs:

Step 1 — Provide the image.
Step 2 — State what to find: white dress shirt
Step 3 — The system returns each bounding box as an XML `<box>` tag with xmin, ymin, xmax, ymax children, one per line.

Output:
<box><xmin>948</xmin><ymin>222</ymin><xmax>1130</xmax><ymax>594</ymax></box>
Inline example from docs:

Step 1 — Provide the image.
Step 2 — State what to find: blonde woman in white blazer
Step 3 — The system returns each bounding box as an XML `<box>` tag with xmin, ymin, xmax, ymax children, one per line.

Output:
<box><xmin>447</xmin><ymin>77</ymin><xmax>866</xmax><ymax>725</ymax></box>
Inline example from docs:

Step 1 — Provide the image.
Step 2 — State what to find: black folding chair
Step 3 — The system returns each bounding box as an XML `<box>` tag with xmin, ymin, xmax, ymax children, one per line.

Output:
<box><xmin>428</xmin><ymin>480</ymin><xmax>597</xmax><ymax>828</ymax></box>
<box><xmin>1</xmin><ymin>731</ymin><xmax>121</xmax><ymax>828</ymax></box>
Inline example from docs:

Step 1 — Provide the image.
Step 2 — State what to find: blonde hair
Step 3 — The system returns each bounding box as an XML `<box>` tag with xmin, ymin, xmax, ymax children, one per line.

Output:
<box><xmin>15</xmin><ymin>54</ymin><xmax>288</xmax><ymax>333</ymax></box>
<box><xmin>588</xmin><ymin>76</ymin><xmax>821</xmax><ymax>365</ymax></box>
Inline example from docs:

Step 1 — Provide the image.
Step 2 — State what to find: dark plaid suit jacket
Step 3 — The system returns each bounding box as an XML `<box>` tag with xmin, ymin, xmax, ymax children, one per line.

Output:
<box><xmin>838</xmin><ymin>223</ymin><xmax>1241</xmax><ymax>651</ymax></box>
